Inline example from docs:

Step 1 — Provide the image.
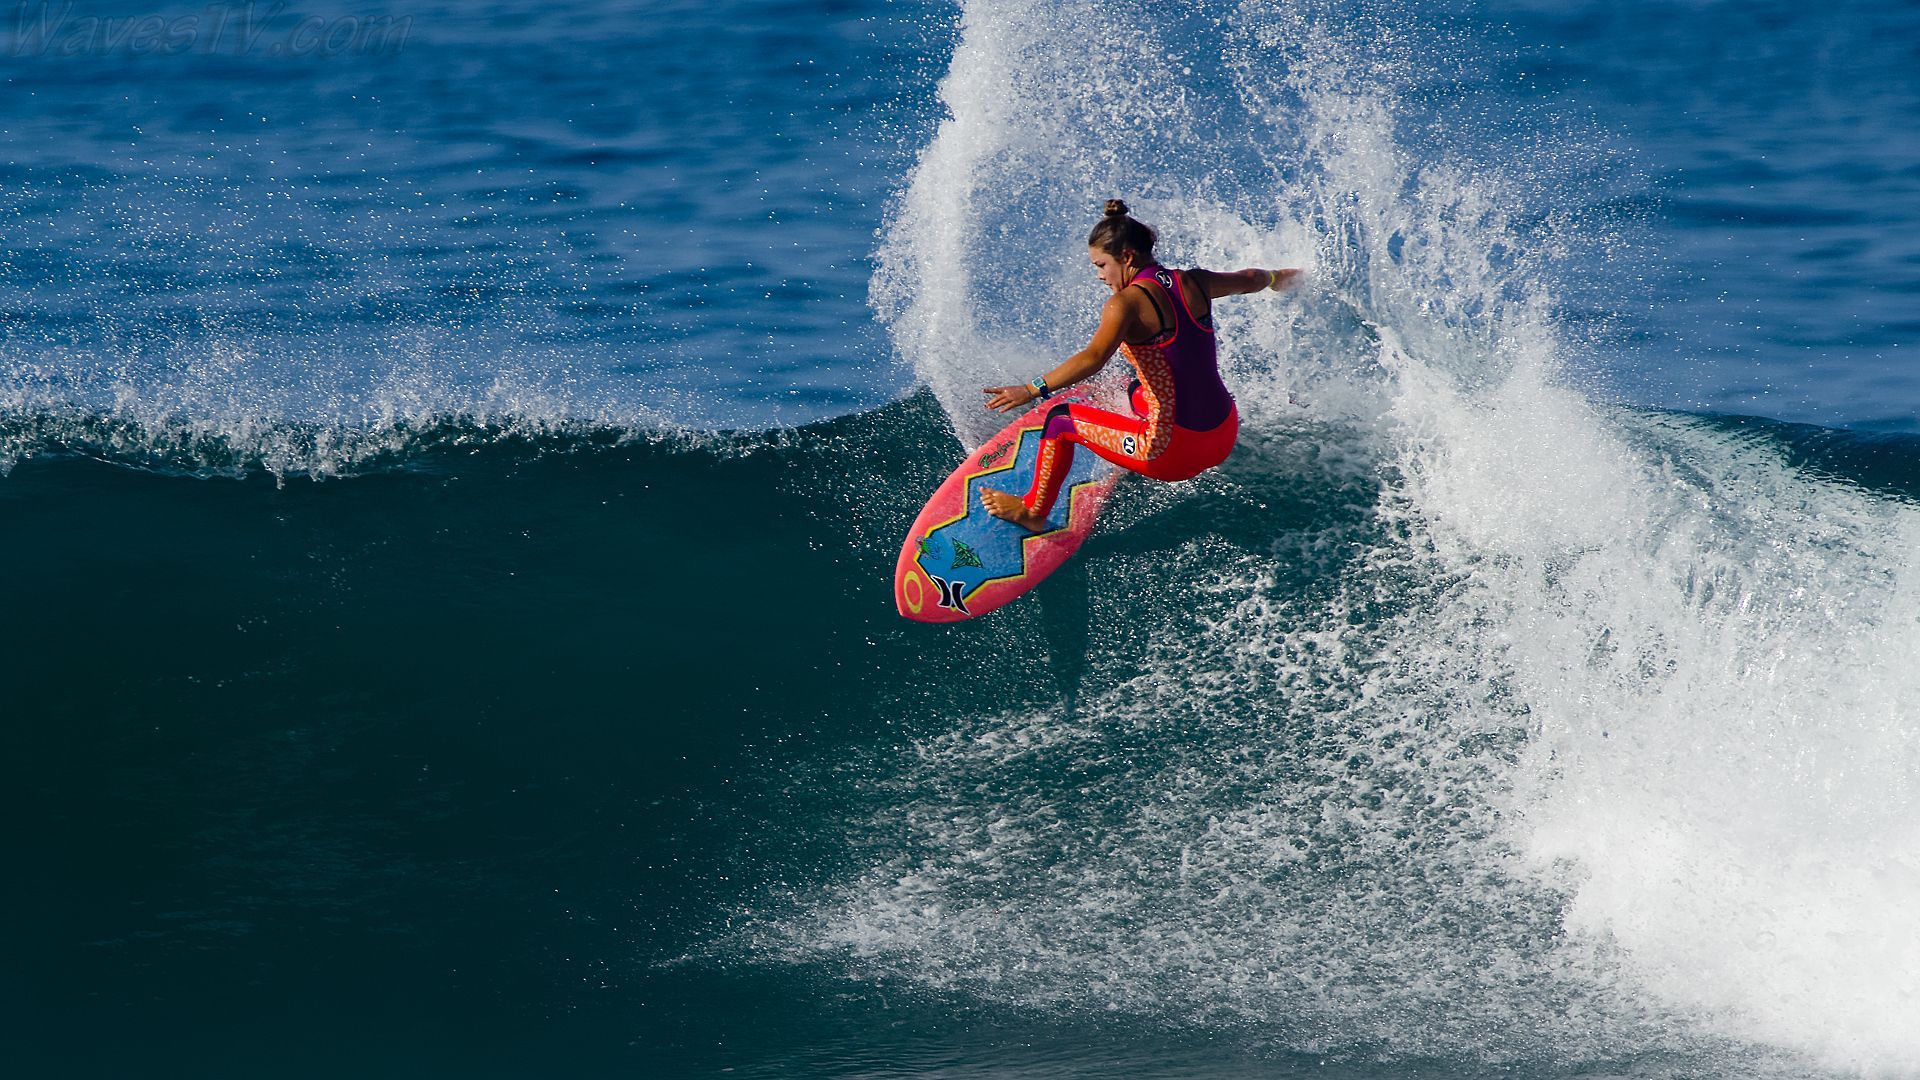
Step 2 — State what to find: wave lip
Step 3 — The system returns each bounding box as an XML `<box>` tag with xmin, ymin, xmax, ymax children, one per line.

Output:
<box><xmin>0</xmin><ymin>336</ymin><xmax>717</xmax><ymax>478</ymax></box>
<box><xmin>0</xmin><ymin>378</ymin><xmax>695</xmax><ymax>479</ymax></box>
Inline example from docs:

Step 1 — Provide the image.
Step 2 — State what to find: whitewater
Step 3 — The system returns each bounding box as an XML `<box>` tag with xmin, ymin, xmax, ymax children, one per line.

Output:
<box><xmin>777</xmin><ymin>0</ymin><xmax>1920</xmax><ymax>1074</ymax></box>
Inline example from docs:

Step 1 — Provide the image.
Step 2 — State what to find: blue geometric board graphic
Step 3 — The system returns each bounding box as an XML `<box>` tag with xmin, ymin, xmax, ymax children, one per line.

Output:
<box><xmin>913</xmin><ymin>423</ymin><xmax>1114</xmax><ymax>601</ymax></box>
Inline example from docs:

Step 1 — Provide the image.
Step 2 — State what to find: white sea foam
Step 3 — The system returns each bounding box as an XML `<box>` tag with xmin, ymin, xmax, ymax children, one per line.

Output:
<box><xmin>812</xmin><ymin>0</ymin><xmax>1920</xmax><ymax>1072</ymax></box>
<box><xmin>0</xmin><ymin>331</ymin><xmax>694</xmax><ymax>478</ymax></box>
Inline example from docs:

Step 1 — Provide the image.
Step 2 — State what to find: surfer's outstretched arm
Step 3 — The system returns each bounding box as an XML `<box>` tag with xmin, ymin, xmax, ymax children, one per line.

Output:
<box><xmin>1195</xmin><ymin>267</ymin><xmax>1303</xmax><ymax>298</ymax></box>
<box><xmin>982</xmin><ymin>290</ymin><xmax>1132</xmax><ymax>412</ymax></box>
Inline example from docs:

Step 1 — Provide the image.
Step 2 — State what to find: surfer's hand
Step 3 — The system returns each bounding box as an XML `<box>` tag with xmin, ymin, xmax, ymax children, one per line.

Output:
<box><xmin>982</xmin><ymin>384</ymin><xmax>1034</xmax><ymax>412</ymax></box>
<box><xmin>1269</xmin><ymin>268</ymin><xmax>1303</xmax><ymax>292</ymax></box>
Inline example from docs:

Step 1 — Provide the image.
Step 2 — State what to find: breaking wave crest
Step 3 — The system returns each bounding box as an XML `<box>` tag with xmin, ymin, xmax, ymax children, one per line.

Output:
<box><xmin>764</xmin><ymin>1</ymin><xmax>1920</xmax><ymax>1074</ymax></box>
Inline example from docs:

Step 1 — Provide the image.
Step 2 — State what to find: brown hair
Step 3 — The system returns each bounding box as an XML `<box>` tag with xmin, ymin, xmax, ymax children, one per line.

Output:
<box><xmin>1087</xmin><ymin>199</ymin><xmax>1156</xmax><ymax>263</ymax></box>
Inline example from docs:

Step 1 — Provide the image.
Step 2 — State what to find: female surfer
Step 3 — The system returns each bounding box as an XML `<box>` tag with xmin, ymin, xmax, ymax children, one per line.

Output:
<box><xmin>979</xmin><ymin>200</ymin><xmax>1301</xmax><ymax>531</ymax></box>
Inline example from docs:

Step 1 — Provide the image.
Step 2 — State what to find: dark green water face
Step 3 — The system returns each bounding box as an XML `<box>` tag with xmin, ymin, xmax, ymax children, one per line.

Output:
<box><xmin>7</xmin><ymin>396</ymin><xmax>1912</xmax><ymax>1078</ymax></box>
<box><xmin>0</xmin><ymin>401</ymin><xmax>943</xmax><ymax>1075</ymax></box>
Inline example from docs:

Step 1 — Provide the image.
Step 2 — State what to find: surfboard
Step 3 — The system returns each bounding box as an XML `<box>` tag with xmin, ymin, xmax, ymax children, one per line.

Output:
<box><xmin>895</xmin><ymin>392</ymin><xmax>1122</xmax><ymax>622</ymax></box>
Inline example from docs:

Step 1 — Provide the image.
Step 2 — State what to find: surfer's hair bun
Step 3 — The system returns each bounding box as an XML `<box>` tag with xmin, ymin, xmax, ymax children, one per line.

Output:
<box><xmin>1089</xmin><ymin>199</ymin><xmax>1156</xmax><ymax>261</ymax></box>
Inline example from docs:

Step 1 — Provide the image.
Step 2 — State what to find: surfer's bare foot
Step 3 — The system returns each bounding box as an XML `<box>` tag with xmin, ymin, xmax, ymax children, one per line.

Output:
<box><xmin>980</xmin><ymin>488</ymin><xmax>1047</xmax><ymax>532</ymax></box>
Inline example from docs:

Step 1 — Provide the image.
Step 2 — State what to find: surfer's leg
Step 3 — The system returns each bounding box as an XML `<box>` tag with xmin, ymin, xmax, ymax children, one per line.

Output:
<box><xmin>986</xmin><ymin>399</ymin><xmax>1240</xmax><ymax>529</ymax></box>
<box><xmin>982</xmin><ymin>403</ymin><xmax>1078</xmax><ymax>531</ymax></box>
<box><xmin>1015</xmin><ymin>402</ymin><xmax>1152</xmax><ymax>520</ymax></box>
<box><xmin>1137</xmin><ymin>403</ymin><xmax>1241</xmax><ymax>482</ymax></box>
<box><xmin>1020</xmin><ymin>404</ymin><xmax>1083</xmax><ymax>515</ymax></box>
<box><xmin>1056</xmin><ymin>403</ymin><xmax>1154</xmax><ymax>473</ymax></box>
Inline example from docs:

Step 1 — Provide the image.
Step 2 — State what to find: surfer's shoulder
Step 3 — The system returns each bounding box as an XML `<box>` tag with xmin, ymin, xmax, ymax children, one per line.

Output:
<box><xmin>1106</xmin><ymin>282</ymin><xmax>1155</xmax><ymax>323</ymax></box>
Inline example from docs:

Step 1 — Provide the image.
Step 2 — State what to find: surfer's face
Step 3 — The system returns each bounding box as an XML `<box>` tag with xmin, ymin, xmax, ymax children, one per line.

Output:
<box><xmin>1089</xmin><ymin>246</ymin><xmax>1135</xmax><ymax>293</ymax></box>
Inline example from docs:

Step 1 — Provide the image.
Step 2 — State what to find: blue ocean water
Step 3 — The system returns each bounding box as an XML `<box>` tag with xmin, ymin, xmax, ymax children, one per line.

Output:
<box><xmin>5</xmin><ymin>1</ymin><xmax>1920</xmax><ymax>1077</ymax></box>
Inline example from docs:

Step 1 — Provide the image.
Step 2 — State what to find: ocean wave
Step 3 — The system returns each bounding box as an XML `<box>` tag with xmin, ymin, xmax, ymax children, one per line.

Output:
<box><xmin>770</xmin><ymin>0</ymin><xmax>1920</xmax><ymax>1073</ymax></box>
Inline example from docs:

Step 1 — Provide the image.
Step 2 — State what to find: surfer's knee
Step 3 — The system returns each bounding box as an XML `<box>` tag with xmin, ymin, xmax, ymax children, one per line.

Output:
<box><xmin>1041</xmin><ymin>401</ymin><xmax>1076</xmax><ymax>440</ymax></box>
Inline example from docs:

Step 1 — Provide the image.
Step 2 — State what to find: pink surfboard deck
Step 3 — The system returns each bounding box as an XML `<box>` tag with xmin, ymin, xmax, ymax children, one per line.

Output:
<box><xmin>895</xmin><ymin>393</ymin><xmax>1121</xmax><ymax>623</ymax></box>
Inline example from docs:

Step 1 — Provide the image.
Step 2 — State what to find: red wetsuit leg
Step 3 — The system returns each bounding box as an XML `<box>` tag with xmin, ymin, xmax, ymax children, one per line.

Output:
<box><xmin>1022</xmin><ymin>400</ymin><xmax>1152</xmax><ymax>518</ymax></box>
<box><xmin>1022</xmin><ymin>398</ymin><xmax>1240</xmax><ymax>519</ymax></box>
<box><xmin>1139</xmin><ymin>403</ymin><xmax>1239</xmax><ymax>482</ymax></box>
